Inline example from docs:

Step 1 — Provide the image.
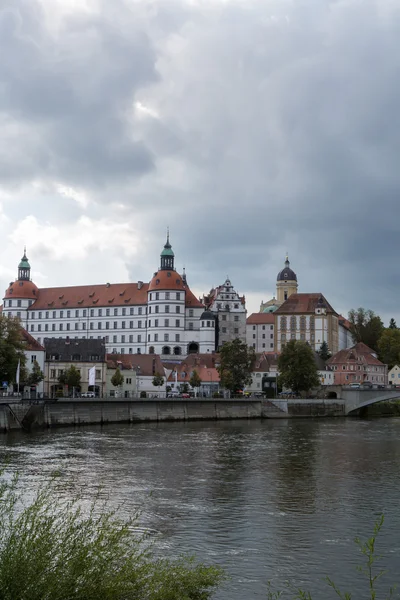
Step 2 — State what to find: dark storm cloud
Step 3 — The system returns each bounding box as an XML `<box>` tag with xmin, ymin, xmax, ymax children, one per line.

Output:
<box><xmin>1</xmin><ymin>0</ymin><xmax>400</xmax><ymax>321</ymax></box>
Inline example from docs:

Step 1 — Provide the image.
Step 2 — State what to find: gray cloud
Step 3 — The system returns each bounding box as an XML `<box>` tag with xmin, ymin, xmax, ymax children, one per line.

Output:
<box><xmin>1</xmin><ymin>0</ymin><xmax>400</xmax><ymax>323</ymax></box>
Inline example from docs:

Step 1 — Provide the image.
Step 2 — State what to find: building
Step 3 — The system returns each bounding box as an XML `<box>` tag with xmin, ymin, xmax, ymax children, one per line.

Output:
<box><xmin>203</xmin><ymin>278</ymin><xmax>246</xmax><ymax>349</ymax></box>
<box><xmin>106</xmin><ymin>353</ymin><xmax>166</xmax><ymax>397</ymax></box>
<box><xmin>388</xmin><ymin>365</ymin><xmax>400</xmax><ymax>385</ymax></box>
<box><xmin>259</xmin><ymin>255</ymin><xmax>298</xmax><ymax>313</ymax></box>
<box><xmin>314</xmin><ymin>353</ymin><xmax>334</xmax><ymax>386</ymax></box>
<box><xmin>247</xmin><ymin>352</ymin><xmax>279</xmax><ymax>397</ymax></box>
<box><xmin>246</xmin><ymin>313</ymin><xmax>275</xmax><ymax>352</ymax></box>
<box><xmin>327</xmin><ymin>342</ymin><xmax>388</xmax><ymax>386</ymax></box>
<box><xmin>166</xmin><ymin>353</ymin><xmax>220</xmax><ymax>397</ymax></box>
<box><xmin>274</xmin><ymin>293</ymin><xmax>340</xmax><ymax>354</ymax></box>
<box><xmin>338</xmin><ymin>315</ymin><xmax>355</xmax><ymax>351</ymax></box>
<box><xmin>3</xmin><ymin>238</ymin><xmax>215</xmax><ymax>358</ymax></box>
<box><xmin>21</xmin><ymin>329</ymin><xmax>45</xmax><ymax>396</ymax></box>
<box><xmin>44</xmin><ymin>338</ymin><xmax>107</xmax><ymax>397</ymax></box>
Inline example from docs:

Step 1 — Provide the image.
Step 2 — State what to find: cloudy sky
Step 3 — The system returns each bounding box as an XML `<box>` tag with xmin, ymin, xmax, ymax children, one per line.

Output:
<box><xmin>1</xmin><ymin>0</ymin><xmax>399</xmax><ymax>322</ymax></box>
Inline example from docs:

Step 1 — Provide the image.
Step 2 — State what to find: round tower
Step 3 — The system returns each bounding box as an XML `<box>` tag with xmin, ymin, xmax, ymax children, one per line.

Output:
<box><xmin>3</xmin><ymin>248</ymin><xmax>38</xmax><ymax>326</ymax></box>
<box><xmin>199</xmin><ymin>310</ymin><xmax>216</xmax><ymax>354</ymax></box>
<box><xmin>276</xmin><ymin>255</ymin><xmax>298</xmax><ymax>303</ymax></box>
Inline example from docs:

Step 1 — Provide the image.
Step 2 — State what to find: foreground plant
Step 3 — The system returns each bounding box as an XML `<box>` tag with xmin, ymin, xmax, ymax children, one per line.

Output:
<box><xmin>267</xmin><ymin>515</ymin><xmax>397</xmax><ymax>599</ymax></box>
<box><xmin>0</xmin><ymin>471</ymin><xmax>224</xmax><ymax>600</ymax></box>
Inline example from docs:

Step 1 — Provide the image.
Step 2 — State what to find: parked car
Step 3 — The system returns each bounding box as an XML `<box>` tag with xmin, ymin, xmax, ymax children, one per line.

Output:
<box><xmin>361</xmin><ymin>381</ymin><xmax>373</xmax><ymax>389</ymax></box>
<box><xmin>181</xmin><ymin>393</ymin><xmax>190</xmax><ymax>398</ymax></box>
<box><xmin>166</xmin><ymin>391</ymin><xmax>180</xmax><ymax>398</ymax></box>
<box><xmin>81</xmin><ymin>391</ymin><xmax>95</xmax><ymax>398</ymax></box>
<box><xmin>349</xmin><ymin>383</ymin><xmax>361</xmax><ymax>389</ymax></box>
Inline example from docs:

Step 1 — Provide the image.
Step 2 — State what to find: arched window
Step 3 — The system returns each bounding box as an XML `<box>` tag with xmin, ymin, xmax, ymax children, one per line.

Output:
<box><xmin>173</xmin><ymin>346</ymin><xmax>181</xmax><ymax>356</ymax></box>
<box><xmin>280</xmin><ymin>317</ymin><xmax>287</xmax><ymax>331</ymax></box>
<box><xmin>149</xmin><ymin>346</ymin><xmax>155</xmax><ymax>354</ymax></box>
<box><xmin>290</xmin><ymin>316</ymin><xmax>296</xmax><ymax>330</ymax></box>
<box><xmin>188</xmin><ymin>342</ymin><xmax>199</xmax><ymax>354</ymax></box>
<box><xmin>162</xmin><ymin>346</ymin><xmax>171</xmax><ymax>355</ymax></box>
<box><xmin>310</xmin><ymin>316</ymin><xmax>315</xmax><ymax>329</ymax></box>
<box><xmin>300</xmin><ymin>316</ymin><xmax>306</xmax><ymax>331</ymax></box>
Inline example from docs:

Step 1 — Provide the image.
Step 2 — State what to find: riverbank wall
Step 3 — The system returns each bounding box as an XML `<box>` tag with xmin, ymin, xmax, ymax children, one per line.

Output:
<box><xmin>0</xmin><ymin>397</ymin><xmax>346</xmax><ymax>431</ymax></box>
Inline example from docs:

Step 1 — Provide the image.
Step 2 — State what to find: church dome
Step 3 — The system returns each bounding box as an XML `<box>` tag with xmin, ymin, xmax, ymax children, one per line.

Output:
<box><xmin>277</xmin><ymin>256</ymin><xmax>297</xmax><ymax>282</ymax></box>
<box><xmin>148</xmin><ymin>270</ymin><xmax>185</xmax><ymax>292</ymax></box>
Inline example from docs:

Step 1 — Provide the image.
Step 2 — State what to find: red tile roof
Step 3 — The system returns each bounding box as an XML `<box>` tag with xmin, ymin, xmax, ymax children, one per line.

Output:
<box><xmin>338</xmin><ymin>315</ymin><xmax>352</xmax><ymax>330</ymax></box>
<box><xmin>106</xmin><ymin>353</ymin><xmax>165</xmax><ymax>377</ymax></box>
<box><xmin>274</xmin><ymin>293</ymin><xmax>337</xmax><ymax>315</ymax></box>
<box><xmin>5</xmin><ymin>279</ymin><xmax>39</xmax><ymax>300</ymax></box>
<box><xmin>247</xmin><ymin>313</ymin><xmax>275</xmax><ymax>325</ymax></box>
<box><xmin>21</xmin><ymin>328</ymin><xmax>45</xmax><ymax>352</ymax></box>
<box><xmin>22</xmin><ymin>278</ymin><xmax>203</xmax><ymax>311</ymax></box>
<box><xmin>328</xmin><ymin>343</ymin><xmax>384</xmax><ymax>367</ymax></box>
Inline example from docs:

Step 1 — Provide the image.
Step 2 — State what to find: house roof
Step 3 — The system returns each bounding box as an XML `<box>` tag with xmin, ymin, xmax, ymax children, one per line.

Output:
<box><xmin>274</xmin><ymin>293</ymin><xmax>337</xmax><ymax>315</ymax></box>
<box><xmin>338</xmin><ymin>315</ymin><xmax>352</xmax><ymax>330</ymax></box>
<box><xmin>21</xmin><ymin>328</ymin><xmax>45</xmax><ymax>352</ymax></box>
<box><xmin>252</xmin><ymin>352</ymin><xmax>279</xmax><ymax>372</ymax></box>
<box><xmin>5</xmin><ymin>279</ymin><xmax>39</xmax><ymax>300</ymax></box>
<box><xmin>19</xmin><ymin>279</ymin><xmax>203</xmax><ymax>311</ymax></box>
<box><xmin>44</xmin><ymin>338</ymin><xmax>106</xmax><ymax>362</ymax></box>
<box><xmin>327</xmin><ymin>342</ymin><xmax>384</xmax><ymax>367</ymax></box>
<box><xmin>247</xmin><ymin>313</ymin><xmax>275</xmax><ymax>325</ymax></box>
<box><xmin>167</xmin><ymin>362</ymin><xmax>220</xmax><ymax>384</ymax></box>
<box><xmin>106</xmin><ymin>353</ymin><xmax>165</xmax><ymax>377</ymax></box>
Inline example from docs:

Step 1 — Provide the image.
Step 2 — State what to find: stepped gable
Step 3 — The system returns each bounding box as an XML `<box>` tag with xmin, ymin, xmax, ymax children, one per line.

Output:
<box><xmin>274</xmin><ymin>293</ymin><xmax>337</xmax><ymax>314</ymax></box>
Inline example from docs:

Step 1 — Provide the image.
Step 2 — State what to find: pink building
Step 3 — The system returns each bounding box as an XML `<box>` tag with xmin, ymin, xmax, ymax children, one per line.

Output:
<box><xmin>327</xmin><ymin>342</ymin><xmax>387</xmax><ymax>385</ymax></box>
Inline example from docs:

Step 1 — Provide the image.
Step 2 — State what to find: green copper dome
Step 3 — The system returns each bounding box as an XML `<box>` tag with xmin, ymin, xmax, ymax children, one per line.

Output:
<box><xmin>18</xmin><ymin>252</ymin><xmax>30</xmax><ymax>270</ymax></box>
<box><xmin>161</xmin><ymin>245</ymin><xmax>174</xmax><ymax>257</ymax></box>
<box><xmin>160</xmin><ymin>231</ymin><xmax>175</xmax><ymax>270</ymax></box>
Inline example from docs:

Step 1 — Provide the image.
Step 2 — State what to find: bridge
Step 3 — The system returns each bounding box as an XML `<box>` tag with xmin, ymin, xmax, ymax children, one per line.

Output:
<box><xmin>331</xmin><ymin>387</ymin><xmax>400</xmax><ymax>415</ymax></box>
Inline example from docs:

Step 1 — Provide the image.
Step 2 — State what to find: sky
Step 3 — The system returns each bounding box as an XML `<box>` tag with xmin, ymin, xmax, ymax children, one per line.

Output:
<box><xmin>1</xmin><ymin>0</ymin><xmax>400</xmax><ymax>324</ymax></box>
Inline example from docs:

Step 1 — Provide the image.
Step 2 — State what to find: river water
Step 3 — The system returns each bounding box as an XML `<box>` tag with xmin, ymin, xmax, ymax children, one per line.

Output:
<box><xmin>1</xmin><ymin>418</ymin><xmax>400</xmax><ymax>599</ymax></box>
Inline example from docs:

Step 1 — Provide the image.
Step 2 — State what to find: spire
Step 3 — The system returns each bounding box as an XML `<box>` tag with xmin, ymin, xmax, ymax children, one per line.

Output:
<box><xmin>18</xmin><ymin>247</ymin><xmax>31</xmax><ymax>281</ymax></box>
<box><xmin>285</xmin><ymin>253</ymin><xmax>290</xmax><ymax>267</ymax></box>
<box><xmin>160</xmin><ymin>230</ymin><xmax>175</xmax><ymax>270</ymax></box>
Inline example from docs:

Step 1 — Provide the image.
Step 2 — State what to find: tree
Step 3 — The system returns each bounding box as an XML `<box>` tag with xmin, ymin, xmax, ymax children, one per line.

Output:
<box><xmin>27</xmin><ymin>360</ymin><xmax>44</xmax><ymax>387</ymax></box>
<box><xmin>152</xmin><ymin>372</ymin><xmax>164</xmax><ymax>394</ymax></box>
<box><xmin>348</xmin><ymin>307</ymin><xmax>384</xmax><ymax>352</ymax></box>
<box><xmin>217</xmin><ymin>339</ymin><xmax>256</xmax><ymax>395</ymax></box>
<box><xmin>378</xmin><ymin>328</ymin><xmax>400</xmax><ymax>369</ymax></box>
<box><xmin>0</xmin><ymin>470</ymin><xmax>224</xmax><ymax>599</ymax></box>
<box><xmin>389</xmin><ymin>318</ymin><xmax>397</xmax><ymax>329</ymax></box>
<box><xmin>0</xmin><ymin>316</ymin><xmax>26</xmax><ymax>386</ymax></box>
<box><xmin>59</xmin><ymin>365</ymin><xmax>81</xmax><ymax>390</ymax></box>
<box><xmin>317</xmin><ymin>341</ymin><xmax>331</xmax><ymax>361</ymax></box>
<box><xmin>111</xmin><ymin>368</ymin><xmax>124</xmax><ymax>388</ymax></box>
<box><xmin>189</xmin><ymin>369</ymin><xmax>202</xmax><ymax>394</ymax></box>
<box><xmin>278</xmin><ymin>340</ymin><xmax>320</xmax><ymax>395</ymax></box>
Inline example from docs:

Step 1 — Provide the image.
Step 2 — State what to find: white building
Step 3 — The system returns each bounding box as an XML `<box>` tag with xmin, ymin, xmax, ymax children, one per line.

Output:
<box><xmin>22</xmin><ymin>329</ymin><xmax>45</xmax><ymax>396</ymax></box>
<box><xmin>203</xmin><ymin>278</ymin><xmax>246</xmax><ymax>349</ymax></box>
<box><xmin>246</xmin><ymin>313</ymin><xmax>275</xmax><ymax>352</ymax></box>
<box><xmin>3</xmin><ymin>239</ymin><xmax>215</xmax><ymax>359</ymax></box>
<box><xmin>388</xmin><ymin>365</ymin><xmax>400</xmax><ymax>385</ymax></box>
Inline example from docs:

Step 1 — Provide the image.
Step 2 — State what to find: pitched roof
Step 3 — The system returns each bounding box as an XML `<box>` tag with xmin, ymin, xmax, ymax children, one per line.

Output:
<box><xmin>274</xmin><ymin>293</ymin><xmax>337</xmax><ymax>315</ymax></box>
<box><xmin>166</xmin><ymin>362</ymin><xmax>220</xmax><ymax>384</ymax></box>
<box><xmin>24</xmin><ymin>279</ymin><xmax>203</xmax><ymax>310</ymax></box>
<box><xmin>106</xmin><ymin>353</ymin><xmax>165</xmax><ymax>377</ymax></box>
<box><xmin>247</xmin><ymin>313</ymin><xmax>275</xmax><ymax>325</ymax></box>
<box><xmin>44</xmin><ymin>338</ymin><xmax>106</xmax><ymax>362</ymax></box>
<box><xmin>252</xmin><ymin>352</ymin><xmax>279</xmax><ymax>372</ymax></box>
<box><xmin>21</xmin><ymin>328</ymin><xmax>45</xmax><ymax>352</ymax></box>
<box><xmin>338</xmin><ymin>315</ymin><xmax>352</xmax><ymax>330</ymax></box>
<box><xmin>327</xmin><ymin>342</ymin><xmax>384</xmax><ymax>367</ymax></box>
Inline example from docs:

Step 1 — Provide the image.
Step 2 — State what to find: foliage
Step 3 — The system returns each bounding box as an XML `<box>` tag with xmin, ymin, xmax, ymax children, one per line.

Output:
<box><xmin>217</xmin><ymin>339</ymin><xmax>256</xmax><ymax>395</ymax></box>
<box><xmin>111</xmin><ymin>368</ymin><xmax>124</xmax><ymax>388</ymax></box>
<box><xmin>348</xmin><ymin>308</ymin><xmax>384</xmax><ymax>352</ymax></box>
<box><xmin>0</xmin><ymin>315</ymin><xmax>26</xmax><ymax>385</ymax></box>
<box><xmin>152</xmin><ymin>372</ymin><xmax>164</xmax><ymax>388</ymax></box>
<box><xmin>378</xmin><ymin>329</ymin><xmax>400</xmax><ymax>369</ymax></box>
<box><xmin>389</xmin><ymin>318</ymin><xmax>397</xmax><ymax>330</ymax></box>
<box><xmin>278</xmin><ymin>340</ymin><xmax>320</xmax><ymax>395</ymax></box>
<box><xmin>180</xmin><ymin>382</ymin><xmax>190</xmax><ymax>393</ymax></box>
<box><xmin>27</xmin><ymin>360</ymin><xmax>44</xmax><ymax>387</ymax></box>
<box><xmin>58</xmin><ymin>365</ymin><xmax>81</xmax><ymax>389</ymax></box>
<box><xmin>317</xmin><ymin>341</ymin><xmax>331</xmax><ymax>361</ymax></box>
<box><xmin>189</xmin><ymin>369</ymin><xmax>202</xmax><ymax>390</ymax></box>
<box><xmin>267</xmin><ymin>515</ymin><xmax>397</xmax><ymax>599</ymax></box>
<box><xmin>0</xmin><ymin>470</ymin><xmax>224</xmax><ymax>600</ymax></box>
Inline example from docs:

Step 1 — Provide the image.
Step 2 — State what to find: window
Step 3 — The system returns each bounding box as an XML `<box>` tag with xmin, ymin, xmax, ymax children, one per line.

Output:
<box><xmin>16</xmin><ymin>312</ymin><xmax>21</xmax><ymax>319</ymax></box>
<box><xmin>189</xmin><ymin>309</ymin><xmax>194</xmax><ymax>317</ymax></box>
<box><xmin>165</xmin><ymin>305</ymin><xmax>170</xmax><ymax>313</ymax></box>
<box><xmin>137</xmin><ymin>335</ymin><xmax>141</xmax><ymax>343</ymax></box>
<box><xmin>176</xmin><ymin>292</ymin><xmax>181</xmax><ymax>300</ymax></box>
<box><xmin>262</xmin><ymin>334</ymin><xmax>265</xmax><ymax>339</ymax></box>
<box><xmin>113</xmin><ymin>321</ymin><xmax>117</xmax><ymax>329</ymax></box>
<box><xmin>175</xmin><ymin>319</ymin><xmax>180</xmax><ymax>327</ymax></box>
<box><xmin>188</xmin><ymin>322</ymin><xmax>193</xmax><ymax>330</ymax></box>
<box><xmin>234</xmin><ymin>315</ymin><xmax>239</xmax><ymax>322</ymax></box>
<box><xmin>148</xmin><ymin>306</ymin><xmax>151</xmax><ymax>314</ymax></box>
<box><xmin>114</xmin><ymin>308</ymin><xmax>118</xmax><ymax>316</ymax></box>
<box><xmin>126</xmin><ymin>377</ymin><xmax>132</xmax><ymax>385</ymax></box>
<box><xmin>253</xmin><ymin>334</ymin><xmax>255</xmax><ymax>339</ymax></box>
<box><xmin>66</xmin><ymin>310</ymin><xmax>70</xmax><ymax>318</ymax></box>
<box><xmin>280</xmin><ymin>317</ymin><xmax>287</xmax><ymax>331</ymax></box>
<box><xmin>165</xmin><ymin>319</ymin><xmax>169</xmax><ymax>327</ymax></box>
<box><xmin>45</xmin><ymin>324</ymin><xmax>49</xmax><ymax>331</ymax></box>
<box><xmin>300</xmin><ymin>316</ymin><xmax>306</xmax><ymax>330</ymax></box>
<box><xmin>138</xmin><ymin>307</ymin><xmax>143</xmax><ymax>315</ymax></box>
<box><xmin>154</xmin><ymin>334</ymin><xmax>158</xmax><ymax>342</ymax></box>
<box><xmin>129</xmin><ymin>335</ymin><xmax>133</xmax><ymax>342</ymax></box>
<box><xmin>46</xmin><ymin>311</ymin><xmax>49</xmax><ymax>319</ymax></box>
<box><xmin>290</xmin><ymin>316</ymin><xmax>296</xmax><ymax>330</ymax></box>
<box><xmin>105</xmin><ymin>322</ymin><xmax>109</xmax><ymax>329</ymax></box>
<box><xmin>83</xmin><ymin>310</ymin><xmax>87</xmax><ymax>317</ymax></box>
<box><xmin>66</xmin><ymin>323</ymin><xmax>70</xmax><ymax>331</ymax></box>
<box><xmin>17</xmin><ymin>300</ymin><xmax>22</xmax><ymax>308</ymax></box>
<box><xmin>281</xmin><ymin>333</ymin><xmax>286</xmax><ymax>341</ymax></box>
<box><xmin>155</xmin><ymin>306</ymin><xmax>159</xmax><ymax>314</ymax></box>
<box><xmin>98</xmin><ymin>309</ymin><xmax>102</xmax><ymax>317</ymax></box>
<box><xmin>164</xmin><ymin>334</ymin><xmax>169</xmax><ymax>342</ymax></box>
<box><xmin>50</xmin><ymin>369</ymin><xmax>56</xmax><ymax>378</ymax></box>
<box><xmin>122</xmin><ymin>308</ymin><xmax>126</xmax><ymax>316</ymax></box>
<box><xmin>90</xmin><ymin>322</ymin><xmax>94</xmax><ymax>330</ymax></box>
<box><xmin>128</xmin><ymin>321</ymin><xmax>133</xmax><ymax>328</ymax></box>
<box><xmin>155</xmin><ymin>319</ymin><xmax>159</xmax><ymax>327</ymax></box>
<box><xmin>165</xmin><ymin>292</ymin><xmax>170</xmax><ymax>300</ymax></box>
<box><xmin>106</xmin><ymin>308</ymin><xmax>110</xmax><ymax>316</ymax></box>
<box><xmin>52</xmin><ymin>324</ymin><xmax>56</xmax><ymax>331</ymax></box>
<box><xmin>148</xmin><ymin>320</ymin><xmax>151</xmax><ymax>327</ymax></box>
<box><xmin>31</xmin><ymin>312</ymin><xmax>35</xmax><ymax>319</ymax></box>
<box><xmin>121</xmin><ymin>335</ymin><xmax>125</xmax><ymax>343</ymax></box>
<box><xmin>75</xmin><ymin>310</ymin><xmax>79</xmax><ymax>317</ymax></box>
<box><xmin>176</xmin><ymin>306</ymin><xmax>180</xmax><ymax>313</ymax></box>
<box><xmin>234</xmin><ymin>328</ymin><xmax>239</xmax><ymax>334</ymax></box>
<box><xmin>138</xmin><ymin>320</ymin><xmax>142</xmax><ymax>328</ymax></box>
<box><xmin>59</xmin><ymin>323</ymin><xmax>63</xmax><ymax>331</ymax></box>
<box><xmin>222</xmin><ymin>314</ymin><xmax>227</xmax><ymax>321</ymax></box>
<box><xmin>222</xmin><ymin>327</ymin><xmax>227</xmax><ymax>333</ymax></box>
<box><xmin>130</xmin><ymin>308</ymin><xmax>134</xmax><ymax>315</ymax></box>
<box><xmin>122</xmin><ymin>321</ymin><xmax>126</xmax><ymax>329</ymax></box>
<box><xmin>155</xmin><ymin>293</ymin><xmax>159</xmax><ymax>300</ymax></box>
<box><xmin>98</xmin><ymin>322</ymin><xmax>102</xmax><ymax>330</ymax></box>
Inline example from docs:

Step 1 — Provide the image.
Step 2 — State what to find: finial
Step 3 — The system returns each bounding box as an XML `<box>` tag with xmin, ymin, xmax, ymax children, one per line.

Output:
<box><xmin>166</xmin><ymin>227</ymin><xmax>169</xmax><ymax>244</ymax></box>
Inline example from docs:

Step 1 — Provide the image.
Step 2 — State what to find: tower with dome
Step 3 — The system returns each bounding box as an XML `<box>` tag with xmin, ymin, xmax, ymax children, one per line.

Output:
<box><xmin>259</xmin><ymin>255</ymin><xmax>298</xmax><ymax>313</ymax></box>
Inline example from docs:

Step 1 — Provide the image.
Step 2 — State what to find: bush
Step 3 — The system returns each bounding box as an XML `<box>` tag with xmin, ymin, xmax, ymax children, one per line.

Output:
<box><xmin>0</xmin><ymin>471</ymin><xmax>224</xmax><ymax>600</ymax></box>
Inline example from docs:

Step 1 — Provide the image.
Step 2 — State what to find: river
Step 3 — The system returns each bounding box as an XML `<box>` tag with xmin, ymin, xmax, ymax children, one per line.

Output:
<box><xmin>1</xmin><ymin>418</ymin><xmax>400</xmax><ymax>599</ymax></box>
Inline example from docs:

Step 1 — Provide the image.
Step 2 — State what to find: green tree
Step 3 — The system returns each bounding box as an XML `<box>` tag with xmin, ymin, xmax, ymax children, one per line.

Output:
<box><xmin>59</xmin><ymin>365</ymin><xmax>81</xmax><ymax>390</ymax></box>
<box><xmin>152</xmin><ymin>372</ymin><xmax>164</xmax><ymax>394</ymax></box>
<box><xmin>189</xmin><ymin>369</ymin><xmax>202</xmax><ymax>393</ymax></box>
<box><xmin>0</xmin><ymin>316</ymin><xmax>26</xmax><ymax>386</ymax></box>
<box><xmin>27</xmin><ymin>360</ymin><xmax>44</xmax><ymax>387</ymax></box>
<box><xmin>111</xmin><ymin>368</ymin><xmax>124</xmax><ymax>388</ymax></box>
<box><xmin>378</xmin><ymin>328</ymin><xmax>400</xmax><ymax>369</ymax></box>
<box><xmin>278</xmin><ymin>340</ymin><xmax>320</xmax><ymax>395</ymax></box>
<box><xmin>217</xmin><ymin>339</ymin><xmax>256</xmax><ymax>395</ymax></box>
<box><xmin>389</xmin><ymin>318</ymin><xmax>397</xmax><ymax>329</ymax></box>
<box><xmin>0</xmin><ymin>470</ymin><xmax>224</xmax><ymax>599</ymax></box>
<box><xmin>348</xmin><ymin>307</ymin><xmax>384</xmax><ymax>352</ymax></box>
<box><xmin>317</xmin><ymin>341</ymin><xmax>331</xmax><ymax>361</ymax></box>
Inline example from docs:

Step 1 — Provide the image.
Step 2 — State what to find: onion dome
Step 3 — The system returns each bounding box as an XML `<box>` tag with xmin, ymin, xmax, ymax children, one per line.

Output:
<box><xmin>277</xmin><ymin>255</ymin><xmax>297</xmax><ymax>282</ymax></box>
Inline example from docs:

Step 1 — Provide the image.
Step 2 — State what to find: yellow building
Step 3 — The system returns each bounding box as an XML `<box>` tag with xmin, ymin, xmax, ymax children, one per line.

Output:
<box><xmin>259</xmin><ymin>256</ymin><xmax>298</xmax><ymax>313</ymax></box>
